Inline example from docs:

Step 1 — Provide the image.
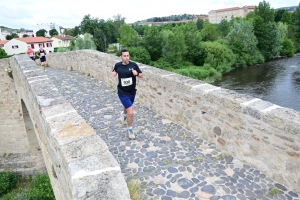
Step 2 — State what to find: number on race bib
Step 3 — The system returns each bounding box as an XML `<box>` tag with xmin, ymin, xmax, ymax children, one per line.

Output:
<box><xmin>40</xmin><ymin>53</ymin><xmax>45</xmax><ymax>56</ymax></box>
<box><xmin>121</xmin><ymin>77</ymin><xmax>133</xmax><ymax>86</ymax></box>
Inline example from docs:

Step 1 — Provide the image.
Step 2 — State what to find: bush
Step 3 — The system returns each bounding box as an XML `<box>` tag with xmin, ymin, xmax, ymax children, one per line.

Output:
<box><xmin>0</xmin><ymin>171</ymin><xmax>19</xmax><ymax>196</ymax></box>
<box><xmin>127</xmin><ymin>47</ymin><xmax>151</xmax><ymax>65</ymax></box>
<box><xmin>57</xmin><ymin>47</ymin><xmax>70</xmax><ymax>52</ymax></box>
<box><xmin>280</xmin><ymin>38</ymin><xmax>295</xmax><ymax>57</ymax></box>
<box><xmin>26</xmin><ymin>173</ymin><xmax>55</xmax><ymax>200</ymax></box>
<box><xmin>175</xmin><ymin>64</ymin><xmax>221</xmax><ymax>81</ymax></box>
<box><xmin>54</xmin><ymin>47</ymin><xmax>58</xmax><ymax>52</ymax></box>
<box><xmin>202</xmin><ymin>41</ymin><xmax>236</xmax><ymax>72</ymax></box>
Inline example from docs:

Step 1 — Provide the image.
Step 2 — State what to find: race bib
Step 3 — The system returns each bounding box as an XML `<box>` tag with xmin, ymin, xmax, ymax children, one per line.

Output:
<box><xmin>121</xmin><ymin>77</ymin><xmax>133</xmax><ymax>87</ymax></box>
<box><xmin>29</xmin><ymin>53</ymin><xmax>33</xmax><ymax>56</ymax></box>
<box><xmin>40</xmin><ymin>53</ymin><xmax>45</xmax><ymax>56</ymax></box>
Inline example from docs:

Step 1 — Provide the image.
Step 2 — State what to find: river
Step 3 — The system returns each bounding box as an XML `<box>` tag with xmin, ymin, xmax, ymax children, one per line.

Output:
<box><xmin>212</xmin><ymin>53</ymin><xmax>300</xmax><ymax>111</ymax></box>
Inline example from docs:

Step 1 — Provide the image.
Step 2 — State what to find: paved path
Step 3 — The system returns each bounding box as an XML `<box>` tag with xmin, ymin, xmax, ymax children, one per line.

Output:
<box><xmin>46</xmin><ymin>68</ymin><xmax>299</xmax><ymax>200</ymax></box>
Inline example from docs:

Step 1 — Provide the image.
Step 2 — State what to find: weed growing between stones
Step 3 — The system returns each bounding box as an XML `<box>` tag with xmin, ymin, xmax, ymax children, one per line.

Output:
<box><xmin>5</xmin><ymin>67</ymin><xmax>13</xmax><ymax>79</ymax></box>
<box><xmin>269</xmin><ymin>188</ymin><xmax>280</xmax><ymax>195</ymax></box>
<box><xmin>126</xmin><ymin>178</ymin><xmax>145</xmax><ymax>200</ymax></box>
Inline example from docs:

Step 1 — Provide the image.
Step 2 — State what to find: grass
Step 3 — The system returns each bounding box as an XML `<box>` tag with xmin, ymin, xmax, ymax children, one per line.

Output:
<box><xmin>269</xmin><ymin>188</ymin><xmax>280</xmax><ymax>195</ymax></box>
<box><xmin>126</xmin><ymin>178</ymin><xmax>144</xmax><ymax>200</ymax></box>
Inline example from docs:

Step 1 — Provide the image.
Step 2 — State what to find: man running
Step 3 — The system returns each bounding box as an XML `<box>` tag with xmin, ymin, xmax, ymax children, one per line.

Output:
<box><xmin>36</xmin><ymin>44</ymin><xmax>47</xmax><ymax>71</ymax></box>
<box><xmin>112</xmin><ymin>49</ymin><xmax>143</xmax><ymax>139</ymax></box>
<box><xmin>26</xmin><ymin>46</ymin><xmax>35</xmax><ymax>61</ymax></box>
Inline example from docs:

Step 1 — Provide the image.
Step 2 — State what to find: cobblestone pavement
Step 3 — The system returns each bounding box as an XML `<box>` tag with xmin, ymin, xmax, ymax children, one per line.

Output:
<box><xmin>46</xmin><ymin>68</ymin><xmax>299</xmax><ymax>200</ymax></box>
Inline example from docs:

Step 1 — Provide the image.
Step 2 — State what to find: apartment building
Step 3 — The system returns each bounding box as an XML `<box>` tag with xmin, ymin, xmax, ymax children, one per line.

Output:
<box><xmin>208</xmin><ymin>5</ymin><xmax>256</xmax><ymax>23</ymax></box>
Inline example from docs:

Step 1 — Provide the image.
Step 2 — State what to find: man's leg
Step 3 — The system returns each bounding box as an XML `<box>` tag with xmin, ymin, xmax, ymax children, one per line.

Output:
<box><xmin>126</xmin><ymin>106</ymin><xmax>134</xmax><ymax>127</ymax></box>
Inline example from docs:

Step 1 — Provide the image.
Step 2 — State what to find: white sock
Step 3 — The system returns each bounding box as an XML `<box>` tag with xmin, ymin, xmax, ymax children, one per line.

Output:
<box><xmin>128</xmin><ymin>126</ymin><xmax>132</xmax><ymax>130</ymax></box>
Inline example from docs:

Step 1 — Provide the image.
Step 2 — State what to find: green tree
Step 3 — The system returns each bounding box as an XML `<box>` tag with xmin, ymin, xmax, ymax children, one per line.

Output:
<box><xmin>200</xmin><ymin>22</ymin><xmax>221</xmax><ymax>41</ymax></box>
<box><xmin>179</xmin><ymin>22</ymin><xmax>204</xmax><ymax>65</ymax></box>
<box><xmin>254</xmin><ymin>16</ymin><xmax>281</xmax><ymax>60</ymax></box>
<box><xmin>274</xmin><ymin>9</ymin><xmax>286</xmax><ymax>22</ymax></box>
<box><xmin>292</xmin><ymin>3</ymin><xmax>300</xmax><ymax>43</ymax></box>
<box><xmin>0</xmin><ymin>48</ymin><xmax>8</xmax><ymax>59</ymax></box>
<box><xmin>280</xmin><ymin>38</ymin><xmax>295</xmax><ymax>57</ymax></box>
<box><xmin>196</xmin><ymin>18</ymin><xmax>204</xmax><ymax>31</ymax></box>
<box><xmin>219</xmin><ymin>19</ymin><xmax>231</xmax><ymax>37</ymax></box>
<box><xmin>36</xmin><ymin>29</ymin><xmax>47</xmax><ymax>37</ymax></box>
<box><xmin>254</xmin><ymin>1</ymin><xmax>275</xmax><ymax>23</ymax></box>
<box><xmin>202</xmin><ymin>41</ymin><xmax>236</xmax><ymax>72</ymax></box>
<box><xmin>5</xmin><ymin>35</ymin><xmax>12</xmax><ymax>40</ymax></box>
<box><xmin>142</xmin><ymin>25</ymin><xmax>162</xmax><ymax>61</ymax></box>
<box><xmin>127</xmin><ymin>47</ymin><xmax>151</xmax><ymax>64</ymax></box>
<box><xmin>226</xmin><ymin>20</ymin><xmax>263</xmax><ymax>66</ymax></box>
<box><xmin>11</xmin><ymin>33</ymin><xmax>19</xmax><ymax>38</ymax></box>
<box><xmin>281</xmin><ymin>12</ymin><xmax>292</xmax><ymax>25</ymax></box>
<box><xmin>161</xmin><ymin>28</ymin><xmax>186</xmax><ymax>64</ymax></box>
<box><xmin>49</xmin><ymin>28</ymin><xmax>58</xmax><ymax>37</ymax></box>
<box><xmin>75</xmin><ymin>33</ymin><xmax>96</xmax><ymax>50</ymax></box>
<box><xmin>80</xmin><ymin>14</ymin><xmax>98</xmax><ymax>36</ymax></box>
<box><xmin>117</xmin><ymin>24</ymin><xmax>139</xmax><ymax>47</ymax></box>
<box><xmin>23</xmin><ymin>34</ymin><xmax>29</xmax><ymax>37</ymax></box>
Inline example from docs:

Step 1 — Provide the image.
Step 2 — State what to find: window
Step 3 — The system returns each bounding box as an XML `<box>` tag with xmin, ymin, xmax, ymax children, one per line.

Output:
<box><xmin>46</xmin><ymin>42</ymin><xmax>52</xmax><ymax>47</ymax></box>
<box><xmin>38</xmin><ymin>43</ymin><xmax>45</xmax><ymax>47</ymax></box>
<box><xmin>31</xmin><ymin>44</ymin><xmax>34</xmax><ymax>49</ymax></box>
<box><xmin>12</xmin><ymin>45</ymin><xmax>19</xmax><ymax>49</ymax></box>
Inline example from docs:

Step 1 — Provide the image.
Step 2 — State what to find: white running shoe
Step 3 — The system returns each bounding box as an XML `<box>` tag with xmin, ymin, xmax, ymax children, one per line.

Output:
<box><xmin>120</xmin><ymin>111</ymin><xmax>127</xmax><ymax>125</ymax></box>
<box><xmin>128</xmin><ymin>128</ymin><xmax>135</xmax><ymax>140</ymax></box>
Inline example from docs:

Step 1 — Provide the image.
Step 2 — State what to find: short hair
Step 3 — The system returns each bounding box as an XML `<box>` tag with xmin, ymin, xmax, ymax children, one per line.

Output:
<box><xmin>120</xmin><ymin>48</ymin><xmax>129</xmax><ymax>56</ymax></box>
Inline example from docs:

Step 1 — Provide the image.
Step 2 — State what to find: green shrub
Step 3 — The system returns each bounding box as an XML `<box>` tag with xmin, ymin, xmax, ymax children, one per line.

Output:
<box><xmin>127</xmin><ymin>47</ymin><xmax>151</xmax><ymax>64</ymax></box>
<box><xmin>175</xmin><ymin>64</ymin><xmax>221</xmax><ymax>81</ymax></box>
<box><xmin>0</xmin><ymin>171</ymin><xmax>19</xmax><ymax>196</ymax></box>
<box><xmin>280</xmin><ymin>38</ymin><xmax>295</xmax><ymax>57</ymax></box>
<box><xmin>202</xmin><ymin>41</ymin><xmax>236</xmax><ymax>71</ymax></box>
<box><xmin>57</xmin><ymin>47</ymin><xmax>70</xmax><ymax>52</ymax></box>
<box><xmin>26</xmin><ymin>173</ymin><xmax>55</xmax><ymax>200</ymax></box>
<box><xmin>54</xmin><ymin>47</ymin><xmax>58</xmax><ymax>52</ymax></box>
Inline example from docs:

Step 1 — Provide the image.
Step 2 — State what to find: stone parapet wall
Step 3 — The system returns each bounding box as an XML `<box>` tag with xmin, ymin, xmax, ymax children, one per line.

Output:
<box><xmin>47</xmin><ymin>50</ymin><xmax>300</xmax><ymax>193</ymax></box>
<box><xmin>8</xmin><ymin>55</ymin><xmax>130</xmax><ymax>200</ymax></box>
<box><xmin>0</xmin><ymin>58</ymin><xmax>30</xmax><ymax>155</ymax></box>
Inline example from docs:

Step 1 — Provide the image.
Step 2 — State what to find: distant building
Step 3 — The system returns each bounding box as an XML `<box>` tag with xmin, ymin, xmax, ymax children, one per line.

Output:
<box><xmin>0</xmin><ymin>37</ymin><xmax>53</xmax><ymax>55</ymax></box>
<box><xmin>192</xmin><ymin>15</ymin><xmax>209</xmax><ymax>22</ymax></box>
<box><xmin>208</xmin><ymin>5</ymin><xmax>256</xmax><ymax>24</ymax></box>
<box><xmin>138</xmin><ymin>20</ymin><xmax>193</xmax><ymax>27</ymax></box>
<box><xmin>33</xmin><ymin>23</ymin><xmax>61</xmax><ymax>37</ymax></box>
<box><xmin>50</xmin><ymin>35</ymin><xmax>75</xmax><ymax>48</ymax></box>
<box><xmin>0</xmin><ymin>28</ymin><xmax>10</xmax><ymax>40</ymax></box>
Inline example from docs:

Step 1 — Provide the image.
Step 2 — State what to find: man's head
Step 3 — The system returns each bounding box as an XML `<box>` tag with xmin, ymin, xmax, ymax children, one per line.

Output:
<box><xmin>39</xmin><ymin>44</ymin><xmax>43</xmax><ymax>49</ymax></box>
<box><xmin>120</xmin><ymin>49</ymin><xmax>130</xmax><ymax>65</ymax></box>
<box><xmin>27</xmin><ymin>46</ymin><xmax>31</xmax><ymax>50</ymax></box>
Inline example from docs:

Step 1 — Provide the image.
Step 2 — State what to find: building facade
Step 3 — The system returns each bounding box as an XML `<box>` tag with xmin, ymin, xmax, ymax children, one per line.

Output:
<box><xmin>33</xmin><ymin>23</ymin><xmax>61</xmax><ymax>37</ymax></box>
<box><xmin>208</xmin><ymin>5</ymin><xmax>256</xmax><ymax>23</ymax></box>
<box><xmin>50</xmin><ymin>35</ymin><xmax>75</xmax><ymax>48</ymax></box>
<box><xmin>1</xmin><ymin>37</ymin><xmax>53</xmax><ymax>55</ymax></box>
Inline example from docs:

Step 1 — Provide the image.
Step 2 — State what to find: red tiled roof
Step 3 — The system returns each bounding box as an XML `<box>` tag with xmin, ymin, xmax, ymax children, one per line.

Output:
<box><xmin>214</xmin><ymin>7</ymin><xmax>241</xmax><ymax>12</ymax></box>
<box><xmin>246</xmin><ymin>5</ymin><xmax>256</xmax><ymax>9</ymax></box>
<box><xmin>52</xmin><ymin>35</ymin><xmax>75</xmax><ymax>41</ymax></box>
<box><xmin>15</xmin><ymin>37</ymin><xmax>53</xmax><ymax>44</ymax></box>
<box><xmin>0</xmin><ymin>40</ymin><xmax>9</xmax><ymax>45</ymax></box>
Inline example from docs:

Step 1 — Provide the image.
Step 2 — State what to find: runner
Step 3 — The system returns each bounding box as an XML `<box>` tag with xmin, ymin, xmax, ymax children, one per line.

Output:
<box><xmin>26</xmin><ymin>46</ymin><xmax>35</xmax><ymax>61</ymax></box>
<box><xmin>36</xmin><ymin>44</ymin><xmax>47</xmax><ymax>71</ymax></box>
<box><xmin>112</xmin><ymin>49</ymin><xmax>143</xmax><ymax>139</ymax></box>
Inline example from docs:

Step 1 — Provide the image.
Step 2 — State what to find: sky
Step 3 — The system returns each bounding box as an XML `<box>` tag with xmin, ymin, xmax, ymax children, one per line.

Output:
<box><xmin>0</xmin><ymin>0</ymin><xmax>298</xmax><ymax>30</ymax></box>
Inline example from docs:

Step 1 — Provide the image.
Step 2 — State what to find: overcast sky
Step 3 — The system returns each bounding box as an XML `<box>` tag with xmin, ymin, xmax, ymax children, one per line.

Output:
<box><xmin>0</xmin><ymin>0</ymin><xmax>298</xmax><ymax>29</ymax></box>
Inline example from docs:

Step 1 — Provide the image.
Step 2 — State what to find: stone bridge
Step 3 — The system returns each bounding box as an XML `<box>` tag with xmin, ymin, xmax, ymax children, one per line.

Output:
<box><xmin>0</xmin><ymin>50</ymin><xmax>299</xmax><ymax>200</ymax></box>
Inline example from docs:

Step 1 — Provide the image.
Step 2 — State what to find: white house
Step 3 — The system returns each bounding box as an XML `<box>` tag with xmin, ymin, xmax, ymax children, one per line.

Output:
<box><xmin>50</xmin><ymin>35</ymin><xmax>75</xmax><ymax>48</ymax></box>
<box><xmin>33</xmin><ymin>23</ymin><xmax>61</xmax><ymax>37</ymax></box>
<box><xmin>1</xmin><ymin>37</ymin><xmax>54</xmax><ymax>55</ymax></box>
